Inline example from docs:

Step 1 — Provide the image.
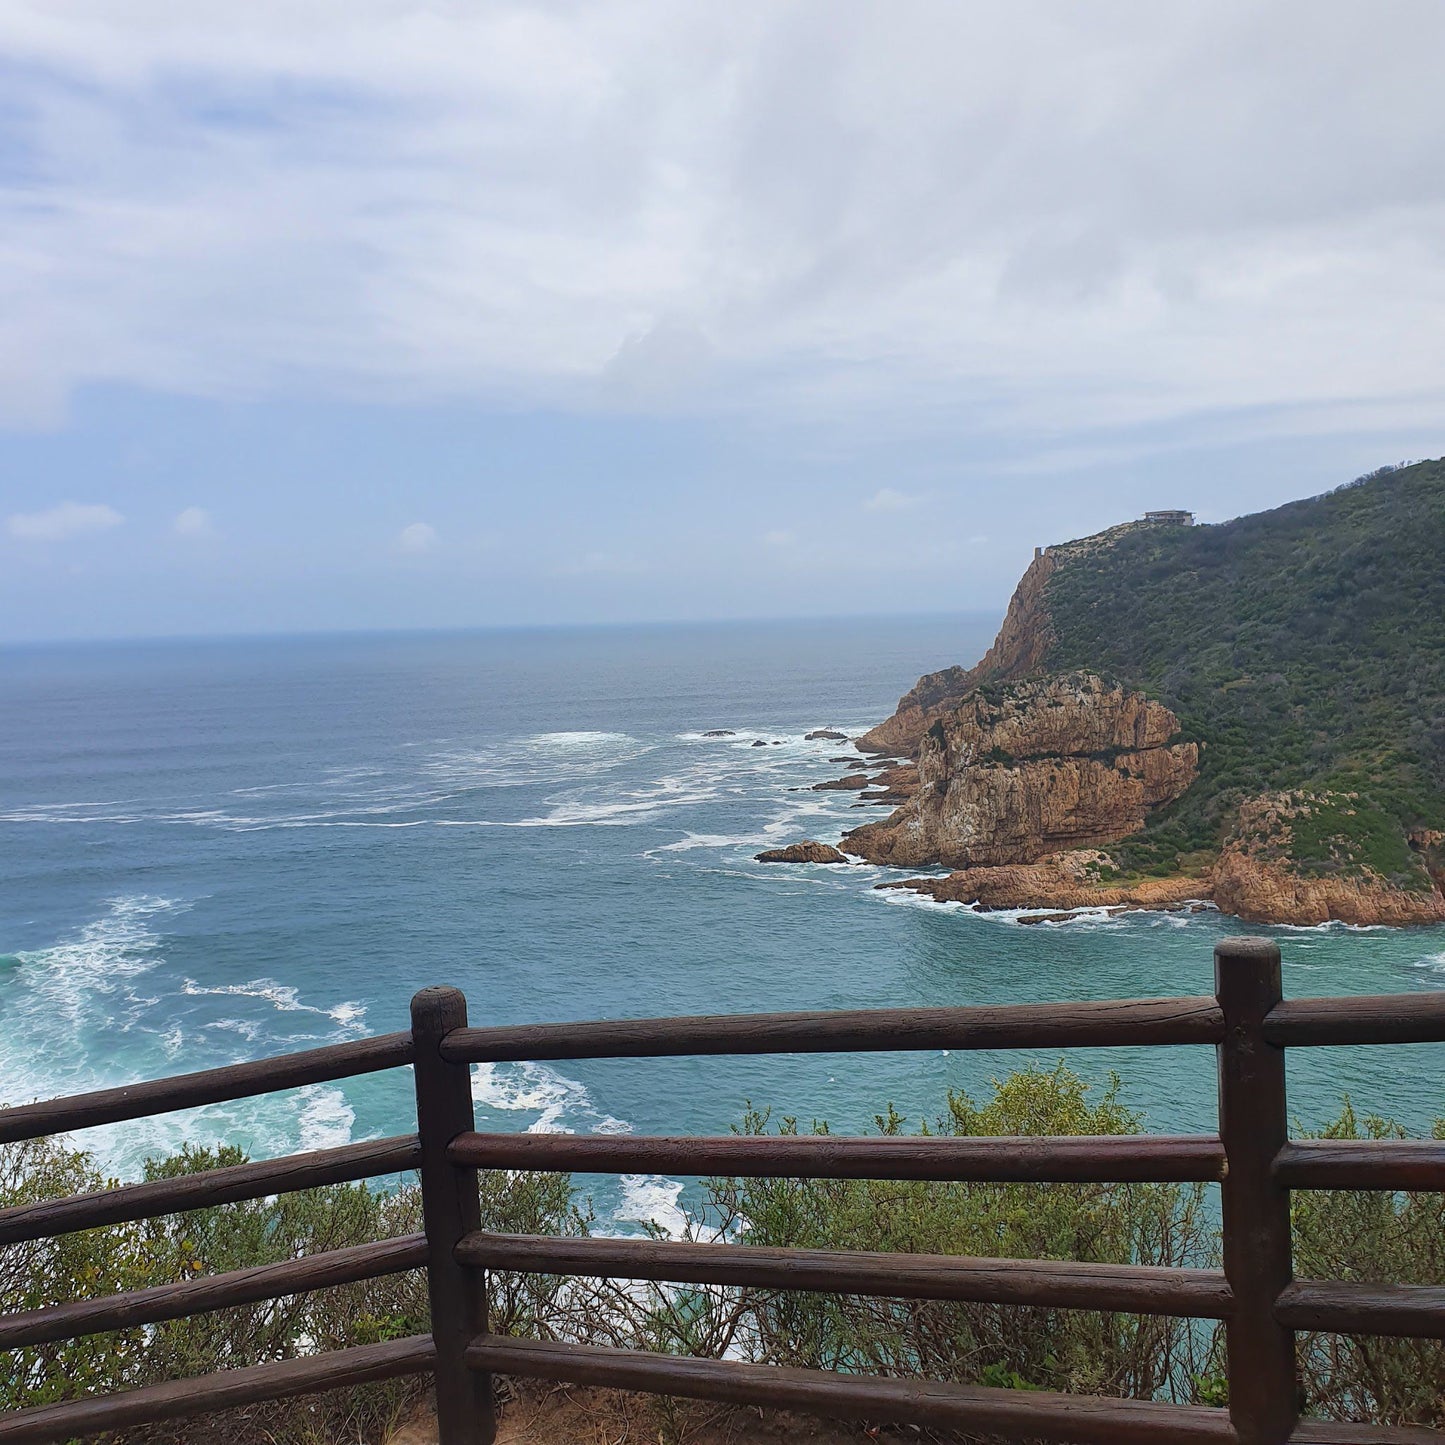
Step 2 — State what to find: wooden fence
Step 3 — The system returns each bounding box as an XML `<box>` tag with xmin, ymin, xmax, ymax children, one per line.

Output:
<box><xmin>1</xmin><ymin>937</ymin><xmax>1442</xmax><ymax>1444</ymax></box>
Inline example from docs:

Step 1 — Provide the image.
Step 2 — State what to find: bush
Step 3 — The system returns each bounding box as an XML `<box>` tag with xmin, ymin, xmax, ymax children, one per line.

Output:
<box><xmin>1291</xmin><ymin>1105</ymin><xmax>1445</xmax><ymax>1428</ymax></box>
<box><xmin>697</xmin><ymin>1064</ymin><xmax>1215</xmax><ymax>1404</ymax></box>
<box><xmin>3</xmin><ymin>1073</ymin><xmax>1443</xmax><ymax>1440</ymax></box>
<box><xmin>0</xmin><ymin>1134</ymin><xmax>584</xmax><ymax>1444</ymax></box>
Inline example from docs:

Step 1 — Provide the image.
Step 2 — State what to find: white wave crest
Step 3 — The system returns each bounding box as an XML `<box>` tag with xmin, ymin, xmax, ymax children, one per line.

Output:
<box><xmin>0</xmin><ymin>897</ymin><xmax>369</xmax><ymax>1177</ymax></box>
<box><xmin>297</xmin><ymin>1085</ymin><xmax>357</xmax><ymax>1151</ymax></box>
<box><xmin>472</xmin><ymin>1059</ymin><xmax>632</xmax><ymax>1136</ymax></box>
<box><xmin>181</xmin><ymin>977</ymin><xmax>367</xmax><ymax>1029</ymax></box>
<box><xmin>615</xmin><ymin>1174</ymin><xmax>688</xmax><ymax>1239</ymax></box>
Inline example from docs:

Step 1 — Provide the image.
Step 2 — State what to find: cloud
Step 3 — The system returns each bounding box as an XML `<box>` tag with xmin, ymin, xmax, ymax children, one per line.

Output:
<box><xmin>172</xmin><ymin>506</ymin><xmax>214</xmax><ymax>537</ymax></box>
<box><xmin>864</xmin><ymin>488</ymin><xmax>918</xmax><ymax>513</ymax></box>
<box><xmin>0</xmin><ymin>4</ymin><xmax>1444</xmax><ymax>439</ymax></box>
<box><xmin>396</xmin><ymin>521</ymin><xmax>437</xmax><ymax>554</ymax></box>
<box><xmin>8</xmin><ymin>502</ymin><xmax>124</xmax><ymax>541</ymax></box>
<box><xmin>761</xmin><ymin>530</ymin><xmax>794</xmax><ymax>548</ymax></box>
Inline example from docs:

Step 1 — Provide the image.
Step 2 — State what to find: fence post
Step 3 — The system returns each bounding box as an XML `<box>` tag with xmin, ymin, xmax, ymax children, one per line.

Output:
<box><xmin>1215</xmin><ymin>937</ymin><xmax>1297</xmax><ymax>1444</ymax></box>
<box><xmin>411</xmin><ymin>986</ymin><xmax>494</xmax><ymax>1445</ymax></box>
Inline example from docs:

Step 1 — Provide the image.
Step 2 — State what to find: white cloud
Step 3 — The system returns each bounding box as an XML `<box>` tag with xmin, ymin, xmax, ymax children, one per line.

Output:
<box><xmin>396</xmin><ymin>521</ymin><xmax>437</xmax><ymax>554</ymax></box>
<box><xmin>172</xmin><ymin>506</ymin><xmax>214</xmax><ymax>537</ymax></box>
<box><xmin>8</xmin><ymin>501</ymin><xmax>123</xmax><ymax>541</ymax></box>
<box><xmin>864</xmin><ymin>488</ymin><xmax>918</xmax><ymax>513</ymax></box>
<box><xmin>0</xmin><ymin>3</ymin><xmax>1444</xmax><ymax>439</ymax></box>
<box><xmin>762</xmin><ymin>530</ymin><xmax>794</xmax><ymax>548</ymax></box>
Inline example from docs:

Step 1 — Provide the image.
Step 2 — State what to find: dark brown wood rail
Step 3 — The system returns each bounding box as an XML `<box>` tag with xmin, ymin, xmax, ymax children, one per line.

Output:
<box><xmin>1</xmin><ymin>938</ymin><xmax>1442</xmax><ymax>1445</ymax></box>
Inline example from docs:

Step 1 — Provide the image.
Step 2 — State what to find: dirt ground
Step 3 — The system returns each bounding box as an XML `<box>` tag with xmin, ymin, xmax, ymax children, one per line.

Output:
<box><xmin>385</xmin><ymin>1386</ymin><xmax>907</xmax><ymax>1443</ymax></box>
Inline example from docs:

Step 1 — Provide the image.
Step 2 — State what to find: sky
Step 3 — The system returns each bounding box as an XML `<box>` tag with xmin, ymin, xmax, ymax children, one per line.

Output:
<box><xmin>2</xmin><ymin>1</ymin><xmax>1444</xmax><ymax>643</ymax></box>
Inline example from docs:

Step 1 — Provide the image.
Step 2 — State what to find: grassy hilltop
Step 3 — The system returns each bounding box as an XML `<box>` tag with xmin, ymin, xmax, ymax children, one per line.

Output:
<box><xmin>1036</xmin><ymin>458</ymin><xmax>1445</xmax><ymax>884</ymax></box>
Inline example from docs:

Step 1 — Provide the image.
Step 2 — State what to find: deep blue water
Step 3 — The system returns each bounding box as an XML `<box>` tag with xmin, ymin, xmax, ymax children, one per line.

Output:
<box><xmin>3</xmin><ymin>619</ymin><xmax>1443</xmax><ymax>1232</ymax></box>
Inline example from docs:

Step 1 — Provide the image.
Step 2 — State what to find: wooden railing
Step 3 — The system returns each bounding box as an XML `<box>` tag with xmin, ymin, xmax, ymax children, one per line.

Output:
<box><xmin>1</xmin><ymin>937</ymin><xmax>1442</xmax><ymax>1444</ymax></box>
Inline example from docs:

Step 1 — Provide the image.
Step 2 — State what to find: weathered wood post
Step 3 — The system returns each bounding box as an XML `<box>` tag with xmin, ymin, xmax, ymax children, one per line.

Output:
<box><xmin>1215</xmin><ymin>937</ymin><xmax>1297</xmax><ymax>1444</ymax></box>
<box><xmin>411</xmin><ymin>986</ymin><xmax>494</xmax><ymax>1445</ymax></box>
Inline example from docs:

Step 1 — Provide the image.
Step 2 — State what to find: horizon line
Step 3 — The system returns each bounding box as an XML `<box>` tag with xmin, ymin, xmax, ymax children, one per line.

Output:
<box><xmin>1</xmin><ymin>606</ymin><xmax>1008</xmax><ymax>651</ymax></box>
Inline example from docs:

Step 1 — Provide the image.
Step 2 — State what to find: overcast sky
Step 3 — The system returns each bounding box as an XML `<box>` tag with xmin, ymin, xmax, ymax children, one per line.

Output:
<box><xmin>3</xmin><ymin>0</ymin><xmax>1444</xmax><ymax>642</ymax></box>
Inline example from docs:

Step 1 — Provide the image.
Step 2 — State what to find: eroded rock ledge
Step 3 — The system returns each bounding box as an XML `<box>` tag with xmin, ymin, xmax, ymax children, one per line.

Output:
<box><xmin>881</xmin><ymin>850</ymin><xmax>1209</xmax><ymax>912</ymax></box>
<box><xmin>842</xmin><ymin>673</ymin><xmax>1199</xmax><ymax>870</ymax></box>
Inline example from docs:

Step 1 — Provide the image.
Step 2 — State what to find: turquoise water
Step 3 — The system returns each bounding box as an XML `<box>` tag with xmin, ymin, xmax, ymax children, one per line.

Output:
<box><xmin>2</xmin><ymin>619</ymin><xmax>1442</xmax><ymax>1232</ymax></box>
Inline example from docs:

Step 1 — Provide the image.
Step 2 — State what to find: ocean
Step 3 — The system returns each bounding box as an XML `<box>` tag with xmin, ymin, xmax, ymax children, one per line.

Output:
<box><xmin>3</xmin><ymin>617</ymin><xmax>1443</xmax><ymax>1233</ymax></box>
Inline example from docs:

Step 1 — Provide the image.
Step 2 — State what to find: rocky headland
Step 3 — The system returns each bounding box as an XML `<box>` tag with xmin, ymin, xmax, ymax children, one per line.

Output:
<box><xmin>766</xmin><ymin>460</ymin><xmax>1445</xmax><ymax>926</ymax></box>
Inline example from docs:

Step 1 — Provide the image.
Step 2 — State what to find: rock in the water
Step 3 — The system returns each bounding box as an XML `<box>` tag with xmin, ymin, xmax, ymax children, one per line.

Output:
<box><xmin>1017</xmin><ymin>911</ymin><xmax>1080</xmax><ymax>925</ymax></box>
<box><xmin>812</xmin><ymin>774</ymin><xmax>870</xmax><ymax>791</ymax></box>
<box><xmin>750</xmin><ymin>739</ymin><xmax>769</xmax><ymax>747</ymax></box>
<box><xmin>806</xmin><ymin>729</ymin><xmax>848</xmax><ymax>741</ymax></box>
<box><xmin>755</xmin><ymin>841</ymin><xmax>848</xmax><ymax>864</ymax></box>
<box><xmin>702</xmin><ymin>729</ymin><xmax>736</xmax><ymax>737</ymax></box>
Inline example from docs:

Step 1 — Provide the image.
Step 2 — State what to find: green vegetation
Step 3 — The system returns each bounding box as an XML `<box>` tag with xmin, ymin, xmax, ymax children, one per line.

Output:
<box><xmin>4</xmin><ymin>1067</ymin><xmax>1442</xmax><ymax>1440</ymax></box>
<box><xmin>0</xmin><ymin>1138</ymin><xmax>584</xmax><ymax>1444</ymax></box>
<box><xmin>1038</xmin><ymin>459</ymin><xmax>1445</xmax><ymax>876</ymax></box>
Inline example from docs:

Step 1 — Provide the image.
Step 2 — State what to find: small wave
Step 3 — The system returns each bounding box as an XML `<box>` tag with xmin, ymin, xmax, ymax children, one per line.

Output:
<box><xmin>615</xmin><ymin>1174</ymin><xmax>688</xmax><ymax>1238</ymax></box>
<box><xmin>472</xmin><ymin>1059</ymin><xmax>630</xmax><ymax>1136</ymax></box>
<box><xmin>1272</xmin><ymin>920</ymin><xmax>1393</xmax><ymax>933</ymax></box>
<box><xmin>526</xmin><ymin>731</ymin><xmax>636</xmax><ymax>749</ymax></box>
<box><xmin>297</xmin><ymin>1085</ymin><xmax>357</xmax><ymax>1151</ymax></box>
<box><xmin>181</xmin><ymin>977</ymin><xmax>367</xmax><ymax>1029</ymax></box>
<box><xmin>1409</xmin><ymin>952</ymin><xmax>1445</xmax><ymax>978</ymax></box>
<box><xmin>516</xmin><ymin>774</ymin><xmax>720</xmax><ymax>828</ymax></box>
<box><xmin>875</xmin><ymin>889</ymin><xmax>972</xmax><ymax>915</ymax></box>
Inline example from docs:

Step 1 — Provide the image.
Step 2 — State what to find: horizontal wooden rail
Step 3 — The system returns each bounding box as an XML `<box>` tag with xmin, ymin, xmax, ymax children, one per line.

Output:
<box><xmin>439</xmin><ymin>995</ymin><xmax>1225</xmax><ymax>1063</ymax></box>
<box><xmin>0</xmin><ymin>1135</ymin><xmax>420</xmax><ymax>1247</ymax></box>
<box><xmin>0</xmin><ymin>1032</ymin><xmax>414</xmax><ymax>1146</ymax></box>
<box><xmin>0</xmin><ymin>1234</ymin><xmax>428</xmax><ymax>1352</ymax></box>
<box><xmin>1264</xmin><ymin>994</ymin><xmax>1445</xmax><ymax>1047</ymax></box>
<box><xmin>1275</xmin><ymin>1279</ymin><xmax>1445</xmax><ymax>1339</ymax></box>
<box><xmin>456</xmin><ymin>1230</ymin><xmax>1234</xmax><ymax>1318</ymax></box>
<box><xmin>465</xmin><ymin>1337</ymin><xmax>1237</xmax><ymax>1444</ymax></box>
<box><xmin>1273</xmin><ymin>1139</ymin><xmax>1445</xmax><ymax>1192</ymax></box>
<box><xmin>0</xmin><ymin>1335</ymin><xmax>436</xmax><ymax>1444</ymax></box>
<box><xmin>448</xmin><ymin>1131</ymin><xmax>1227</xmax><ymax>1183</ymax></box>
<box><xmin>1290</xmin><ymin>1420</ymin><xmax>1445</xmax><ymax>1444</ymax></box>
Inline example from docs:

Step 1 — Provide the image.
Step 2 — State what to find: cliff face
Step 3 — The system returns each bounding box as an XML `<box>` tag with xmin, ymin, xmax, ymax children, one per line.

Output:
<box><xmin>1212</xmin><ymin>794</ymin><xmax>1445</xmax><ymax>926</ymax></box>
<box><xmin>843</xmin><ymin>674</ymin><xmax>1198</xmax><ymax>869</ymax></box>
<box><xmin>821</xmin><ymin>465</ymin><xmax>1445</xmax><ymax>926</ymax></box>
<box><xmin>855</xmin><ymin>549</ymin><xmax>1057</xmax><ymax>756</ymax></box>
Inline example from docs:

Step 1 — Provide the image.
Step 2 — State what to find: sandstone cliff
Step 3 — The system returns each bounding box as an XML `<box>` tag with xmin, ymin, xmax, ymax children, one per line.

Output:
<box><xmin>843</xmin><ymin>674</ymin><xmax>1198</xmax><ymax>869</ymax></box>
<box><xmin>1212</xmin><ymin>793</ymin><xmax>1445</xmax><ymax>926</ymax></box>
<box><xmin>814</xmin><ymin>467</ymin><xmax>1445</xmax><ymax>927</ymax></box>
<box><xmin>855</xmin><ymin>549</ymin><xmax>1057</xmax><ymax>756</ymax></box>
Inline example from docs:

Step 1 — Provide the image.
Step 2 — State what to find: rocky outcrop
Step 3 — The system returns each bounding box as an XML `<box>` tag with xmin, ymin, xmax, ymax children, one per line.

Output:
<box><xmin>755</xmin><ymin>841</ymin><xmax>848</xmax><ymax>864</ymax></box>
<box><xmin>806</xmin><ymin>728</ymin><xmax>848</xmax><ymax>741</ymax></box>
<box><xmin>884</xmin><ymin>850</ymin><xmax>1207</xmax><ymax>911</ymax></box>
<box><xmin>812</xmin><ymin>774</ymin><xmax>871</xmax><ymax>792</ymax></box>
<box><xmin>1212</xmin><ymin>794</ymin><xmax>1445</xmax><ymax>926</ymax></box>
<box><xmin>856</xmin><ymin>549</ymin><xmax>1057</xmax><ymax>755</ymax></box>
<box><xmin>844</xmin><ymin>674</ymin><xmax>1198</xmax><ymax>869</ymax></box>
<box><xmin>860</xmin><ymin>762</ymin><xmax>919</xmax><ymax>804</ymax></box>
